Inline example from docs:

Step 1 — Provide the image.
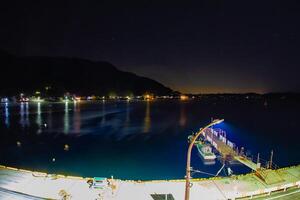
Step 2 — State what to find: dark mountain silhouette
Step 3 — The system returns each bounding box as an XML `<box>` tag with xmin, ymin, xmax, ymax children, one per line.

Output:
<box><xmin>0</xmin><ymin>50</ymin><xmax>173</xmax><ymax>96</ymax></box>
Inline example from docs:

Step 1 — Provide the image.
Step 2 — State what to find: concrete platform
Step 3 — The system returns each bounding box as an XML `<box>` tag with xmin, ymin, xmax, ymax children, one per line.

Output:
<box><xmin>0</xmin><ymin>165</ymin><xmax>299</xmax><ymax>200</ymax></box>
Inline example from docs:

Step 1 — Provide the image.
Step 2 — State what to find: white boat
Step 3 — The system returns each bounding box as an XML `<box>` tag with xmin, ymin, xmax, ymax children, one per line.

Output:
<box><xmin>196</xmin><ymin>142</ymin><xmax>216</xmax><ymax>161</ymax></box>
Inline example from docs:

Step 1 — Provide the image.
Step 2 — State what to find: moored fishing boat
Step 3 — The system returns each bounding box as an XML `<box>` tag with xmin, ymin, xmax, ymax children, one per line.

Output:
<box><xmin>195</xmin><ymin>142</ymin><xmax>216</xmax><ymax>161</ymax></box>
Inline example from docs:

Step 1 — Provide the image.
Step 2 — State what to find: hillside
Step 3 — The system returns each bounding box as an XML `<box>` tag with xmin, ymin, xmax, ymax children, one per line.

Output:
<box><xmin>0</xmin><ymin>50</ymin><xmax>173</xmax><ymax>96</ymax></box>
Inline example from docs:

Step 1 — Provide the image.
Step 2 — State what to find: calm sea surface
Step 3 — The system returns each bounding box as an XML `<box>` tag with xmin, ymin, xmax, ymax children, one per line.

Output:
<box><xmin>0</xmin><ymin>99</ymin><xmax>299</xmax><ymax>180</ymax></box>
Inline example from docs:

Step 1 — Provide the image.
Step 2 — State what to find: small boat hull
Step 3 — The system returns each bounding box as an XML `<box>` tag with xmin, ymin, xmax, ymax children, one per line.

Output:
<box><xmin>196</xmin><ymin>143</ymin><xmax>217</xmax><ymax>162</ymax></box>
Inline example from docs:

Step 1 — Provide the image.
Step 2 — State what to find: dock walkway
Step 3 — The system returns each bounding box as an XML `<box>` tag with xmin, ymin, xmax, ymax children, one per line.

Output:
<box><xmin>203</xmin><ymin>128</ymin><xmax>261</xmax><ymax>172</ymax></box>
<box><xmin>234</xmin><ymin>156</ymin><xmax>260</xmax><ymax>171</ymax></box>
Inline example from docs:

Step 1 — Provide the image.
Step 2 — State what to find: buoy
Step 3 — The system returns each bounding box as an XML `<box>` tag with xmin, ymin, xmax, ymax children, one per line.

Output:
<box><xmin>16</xmin><ymin>141</ymin><xmax>21</xmax><ymax>147</ymax></box>
<box><xmin>64</xmin><ymin>144</ymin><xmax>69</xmax><ymax>151</ymax></box>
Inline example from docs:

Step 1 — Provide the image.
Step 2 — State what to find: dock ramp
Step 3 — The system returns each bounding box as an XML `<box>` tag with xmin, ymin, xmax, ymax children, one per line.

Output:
<box><xmin>234</xmin><ymin>156</ymin><xmax>260</xmax><ymax>171</ymax></box>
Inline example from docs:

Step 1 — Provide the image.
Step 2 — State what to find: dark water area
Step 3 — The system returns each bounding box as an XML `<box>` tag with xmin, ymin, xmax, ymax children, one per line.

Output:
<box><xmin>0</xmin><ymin>98</ymin><xmax>299</xmax><ymax>180</ymax></box>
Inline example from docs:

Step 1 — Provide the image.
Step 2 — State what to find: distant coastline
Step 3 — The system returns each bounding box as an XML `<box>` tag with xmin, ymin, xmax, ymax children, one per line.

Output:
<box><xmin>0</xmin><ymin>49</ymin><xmax>174</xmax><ymax>97</ymax></box>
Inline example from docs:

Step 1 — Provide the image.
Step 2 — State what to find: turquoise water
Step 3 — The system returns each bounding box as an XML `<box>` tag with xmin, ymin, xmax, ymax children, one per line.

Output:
<box><xmin>0</xmin><ymin>99</ymin><xmax>299</xmax><ymax>180</ymax></box>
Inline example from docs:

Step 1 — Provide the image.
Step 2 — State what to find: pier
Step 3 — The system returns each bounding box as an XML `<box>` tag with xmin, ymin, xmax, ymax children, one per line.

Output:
<box><xmin>202</xmin><ymin>128</ymin><xmax>282</xmax><ymax>183</ymax></box>
<box><xmin>203</xmin><ymin>128</ymin><xmax>258</xmax><ymax>168</ymax></box>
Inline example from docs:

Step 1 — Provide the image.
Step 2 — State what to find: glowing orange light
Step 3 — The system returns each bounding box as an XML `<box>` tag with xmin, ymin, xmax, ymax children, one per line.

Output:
<box><xmin>144</xmin><ymin>94</ymin><xmax>154</xmax><ymax>100</ymax></box>
<box><xmin>75</xmin><ymin>97</ymin><xmax>81</xmax><ymax>101</ymax></box>
<box><xmin>180</xmin><ymin>95</ymin><xmax>188</xmax><ymax>101</ymax></box>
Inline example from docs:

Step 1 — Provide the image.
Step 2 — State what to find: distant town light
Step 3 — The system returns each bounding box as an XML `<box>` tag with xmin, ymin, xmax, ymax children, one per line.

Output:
<box><xmin>63</xmin><ymin>96</ymin><xmax>69</xmax><ymax>103</ymax></box>
<box><xmin>144</xmin><ymin>94</ymin><xmax>154</xmax><ymax>100</ymax></box>
<box><xmin>31</xmin><ymin>96</ymin><xmax>44</xmax><ymax>102</ymax></box>
<box><xmin>1</xmin><ymin>97</ymin><xmax>9</xmax><ymax>103</ymax></box>
<box><xmin>45</xmin><ymin>86</ymin><xmax>51</xmax><ymax>91</ymax></box>
<box><xmin>74</xmin><ymin>96</ymin><xmax>81</xmax><ymax>101</ymax></box>
<box><xmin>180</xmin><ymin>95</ymin><xmax>189</xmax><ymax>101</ymax></box>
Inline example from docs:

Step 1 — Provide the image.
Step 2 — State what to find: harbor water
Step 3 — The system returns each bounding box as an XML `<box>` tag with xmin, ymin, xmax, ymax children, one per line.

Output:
<box><xmin>0</xmin><ymin>98</ymin><xmax>299</xmax><ymax>180</ymax></box>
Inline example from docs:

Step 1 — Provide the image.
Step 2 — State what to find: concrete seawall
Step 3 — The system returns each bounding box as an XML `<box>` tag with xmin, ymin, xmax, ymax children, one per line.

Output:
<box><xmin>0</xmin><ymin>165</ymin><xmax>300</xmax><ymax>199</ymax></box>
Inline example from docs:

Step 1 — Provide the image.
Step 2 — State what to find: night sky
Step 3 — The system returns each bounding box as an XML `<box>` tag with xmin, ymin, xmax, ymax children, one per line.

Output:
<box><xmin>1</xmin><ymin>1</ymin><xmax>299</xmax><ymax>94</ymax></box>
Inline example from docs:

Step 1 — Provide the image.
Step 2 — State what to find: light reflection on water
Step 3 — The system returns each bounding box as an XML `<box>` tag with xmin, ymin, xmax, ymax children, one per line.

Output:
<box><xmin>1</xmin><ymin>101</ymin><xmax>156</xmax><ymax>137</ymax></box>
<box><xmin>73</xmin><ymin>101</ymin><xmax>81</xmax><ymax>134</ymax></box>
<box><xmin>64</xmin><ymin>102</ymin><xmax>69</xmax><ymax>134</ymax></box>
<box><xmin>122</xmin><ymin>101</ymin><xmax>131</xmax><ymax>135</ymax></box>
<box><xmin>36</xmin><ymin>102</ymin><xmax>42</xmax><ymax>134</ymax></box>
<box><xmin>4</xmin><ymin>103</ymin><xmax>9</xmax><ymax>127</ymax></box>
<box><xmin>25</xmin><ymin>102</ymin><xmax>29</xmax><ymax>127</ymax></box>
<box><xmin>143</xmin><ymin>100</ymin><xmax>151</xmax><ymax>133</ymax></box>
<box><xmin>179</xmin><ymin>103</ymin><xmax>187</xmax><ymax>127</ymax></box>
<box><xmin>1</xmin><ymin>100</ymin><xmax>299</xmax><ymax>180</ymax></box>
<box><xmin>36</xmin><ymin>102</ymin><xmax>41</xmax><ymax>126</ymax></box>
<box><xmin>19</xmin><ymin>102</ymin><xmax>30</xmax><ymax>127</ymax></box>
<box><xmin>101</xmin><ymin>100</ymin><xmax>106</xmax><ymax>125</ymax></box>
<box><xmin>19</xmin><ymin>102</ymin><xmax>24</xmax><ymax>126</ymax></box>
<box><xmin>125</xmin><ymin>100</ymin><xmax>130</xmax><ymax>125</ymax></box>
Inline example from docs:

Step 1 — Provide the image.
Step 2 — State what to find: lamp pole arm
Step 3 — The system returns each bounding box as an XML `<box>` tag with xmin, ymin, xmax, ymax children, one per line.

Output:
<box><xmin>184</xmin><ymin>119</ymin><xmax>223</xmax><ymax>200</ymax></box>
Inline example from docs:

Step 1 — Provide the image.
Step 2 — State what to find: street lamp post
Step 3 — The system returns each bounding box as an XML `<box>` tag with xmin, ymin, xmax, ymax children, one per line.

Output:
<box><xmin>184</xmin><ymin>119</ymin><xmax>224</xmax><ymax>200</ymax></box>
